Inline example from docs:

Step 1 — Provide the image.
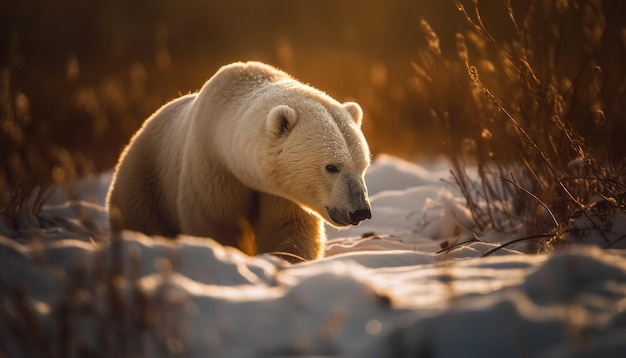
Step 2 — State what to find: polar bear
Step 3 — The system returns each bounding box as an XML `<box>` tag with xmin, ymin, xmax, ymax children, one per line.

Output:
<box><xmin>106</xmin><ymin>61</ymin><xmax>371</xmax><ymax>261</ymax></box>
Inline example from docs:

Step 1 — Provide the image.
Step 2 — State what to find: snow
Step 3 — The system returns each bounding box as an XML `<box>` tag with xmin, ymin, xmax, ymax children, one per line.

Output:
<box><xmin>2</xmin><ymin>154</ymin><xmax>626</xmax><ymax>357</ymax></box>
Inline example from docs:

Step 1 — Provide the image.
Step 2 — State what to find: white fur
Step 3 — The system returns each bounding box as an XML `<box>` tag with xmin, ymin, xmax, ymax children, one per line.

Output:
<box><xmin>107</xmin><ymin>61</ymin><xmax>371</xmax><ymax>261</ymax></box>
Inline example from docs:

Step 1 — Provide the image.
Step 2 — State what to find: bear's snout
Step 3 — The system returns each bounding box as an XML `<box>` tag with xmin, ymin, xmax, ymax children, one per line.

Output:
<box><xmin>327</xmin><ymin>204</ymin><xmax>371</xmax><ymax>227</ymax></box>
<box><xmin>349</xmin><ymin>208</ymin><xmax>372</xmax><ymax>225</ymax></box>
<box><xmin>327</xmin><ymin>174</ymin><xmax>372</xmax><ymax>226</ymax></box>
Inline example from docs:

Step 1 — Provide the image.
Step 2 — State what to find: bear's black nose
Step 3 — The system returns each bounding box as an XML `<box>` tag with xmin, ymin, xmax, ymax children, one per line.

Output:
<box><xmin>349</xmin><ymin>208</ymin><xmax>372</xmax><ymax>225</ymax></box>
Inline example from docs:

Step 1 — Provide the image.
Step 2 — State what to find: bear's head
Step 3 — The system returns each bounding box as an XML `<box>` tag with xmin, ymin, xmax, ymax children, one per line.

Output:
<box><xmin>264</xmin><ymin>94</ymin><xmax>372</xmax><ymax>228</ymax></box>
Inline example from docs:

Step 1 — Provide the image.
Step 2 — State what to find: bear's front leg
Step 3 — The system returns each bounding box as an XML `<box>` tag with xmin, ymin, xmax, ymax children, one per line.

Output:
<box><xmin>255</xmin><ymin>193</ymin><xmax>325</xmax><ymax>262</ymax></box>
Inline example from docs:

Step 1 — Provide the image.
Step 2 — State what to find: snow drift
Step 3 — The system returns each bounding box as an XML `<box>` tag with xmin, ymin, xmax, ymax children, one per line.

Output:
<box><xmin>2</xmin><ymin>154</ymin><xmax>626</xmax><ymax>357</ymax></box>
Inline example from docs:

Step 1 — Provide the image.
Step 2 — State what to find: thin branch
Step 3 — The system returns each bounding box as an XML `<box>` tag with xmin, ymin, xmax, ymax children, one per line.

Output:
<box><xmin>605</xmin><ymin>234</ymin><xmax>626</xmax><ymax>249</ymax></box>
<box><xmin>481</xmin><ymin>233</ymin><xmax>554</xmax><ymax>256</ymax></box>
<box><xmin>436</xmin><ymin>233</ymin><xmax>483</xmax><ymax>254</ymax></box>
<box><xmin>498</xmin><ymin>173</ymin><xmax>559</xmax><ymax>228</ymax></box>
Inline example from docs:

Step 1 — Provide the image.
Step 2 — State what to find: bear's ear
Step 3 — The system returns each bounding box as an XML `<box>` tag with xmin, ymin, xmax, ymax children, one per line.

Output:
<box><xmin>267</xmin><ymin>105</ymin><xmax>298</xmax><ymax>136</ymax></box>
<box><xmin>343</xmin><ymin>102</ymin><xmax>363</xmax><ymax>127</ymax></box>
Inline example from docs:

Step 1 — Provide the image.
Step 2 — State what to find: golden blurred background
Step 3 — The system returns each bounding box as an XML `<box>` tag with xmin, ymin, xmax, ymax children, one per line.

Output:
<box><xmin>0</xmin><ymin>1</ymin><xmax>476</xmax><ymax>173</ymax></box>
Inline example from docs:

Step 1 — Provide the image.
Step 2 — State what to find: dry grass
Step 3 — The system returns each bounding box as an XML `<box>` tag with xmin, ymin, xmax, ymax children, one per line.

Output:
<box><xmin>415</xmin><ymin>0</ymin><xmax>626</xmax><ymax>251</ymax></box>
<box><xmin>0</xmin><ymin>65</ymin><xmax>101</xmax><ymax>234</ymax></box>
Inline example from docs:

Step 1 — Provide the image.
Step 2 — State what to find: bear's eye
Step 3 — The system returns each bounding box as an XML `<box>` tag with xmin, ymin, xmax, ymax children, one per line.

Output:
<box><xmin>325</xmin><ymin>164</ymin><xmax>340</xmax><ymax>173</ymax></box>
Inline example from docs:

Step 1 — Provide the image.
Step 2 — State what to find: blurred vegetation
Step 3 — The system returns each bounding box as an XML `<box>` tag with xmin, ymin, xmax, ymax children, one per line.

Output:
<box><xmin>415</xmin><ymin>0</ymin><xmax>626</xmax><ymax>250</ymax></box>
<box><xmin>1</xmin><ymin>0</ymin><xmax>470</xmax><ymax>219</ymax></box>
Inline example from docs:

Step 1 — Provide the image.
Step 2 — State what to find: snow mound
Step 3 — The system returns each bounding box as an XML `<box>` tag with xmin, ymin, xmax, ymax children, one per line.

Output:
<box><xmin>2</xmin><ymin>234</ymin><xmax>626</xmax><ymax>356</ymax></box>
<box><xmin>2</xmin><ymin>154</ymin><xmax>626</xmax><ymax>356</ymax></box>
<box><xmin>364</xmin><ymin>154</ymin><xmax>450</xmax><ymax>195</ymax></box>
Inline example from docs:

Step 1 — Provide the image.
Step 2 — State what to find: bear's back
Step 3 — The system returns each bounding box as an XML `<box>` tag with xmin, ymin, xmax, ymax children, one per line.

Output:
<box><xmin>205</xmin><ymin>62</ymin><xmax>289</xmax><ymax>99</ymax></box>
